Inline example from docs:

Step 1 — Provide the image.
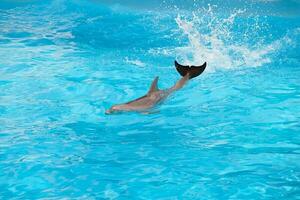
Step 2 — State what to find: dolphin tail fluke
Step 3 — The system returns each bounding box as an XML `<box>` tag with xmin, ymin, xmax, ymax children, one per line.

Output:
<box><xmin>175</xmin><ymin>60</ymin><xmax>206</xmax><ymax>79</ymax></box>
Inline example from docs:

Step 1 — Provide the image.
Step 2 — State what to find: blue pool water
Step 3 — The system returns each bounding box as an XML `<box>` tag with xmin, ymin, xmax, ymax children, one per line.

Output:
<box><xmin>0</xmin><ymin>0</ymin><xmax>300</xmax><ymax>199</ymax></box>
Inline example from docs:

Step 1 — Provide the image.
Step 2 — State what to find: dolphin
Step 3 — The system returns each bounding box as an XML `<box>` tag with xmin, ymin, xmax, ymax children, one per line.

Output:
<box><xmin>105</xmin><ymin>60</ymin><xmax>207</xmax><ymax>114</ymax></box>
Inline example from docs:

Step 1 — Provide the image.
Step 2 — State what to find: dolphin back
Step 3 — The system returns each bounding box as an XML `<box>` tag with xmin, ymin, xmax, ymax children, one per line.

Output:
<box><xmin>175</xmin><ymin>61</ymin><xmax>206</xmax><ymax>79</ymax></box>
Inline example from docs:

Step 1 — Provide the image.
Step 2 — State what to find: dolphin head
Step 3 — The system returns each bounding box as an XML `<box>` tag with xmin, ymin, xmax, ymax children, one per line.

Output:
<box><xmin>105</xmin><ymin>104</ymin><xmax>128</xmax><ymax>115</ymax></box>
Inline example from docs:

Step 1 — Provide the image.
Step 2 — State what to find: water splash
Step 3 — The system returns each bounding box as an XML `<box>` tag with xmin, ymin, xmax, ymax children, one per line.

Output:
<box><xmin>173</xmin><ymin>6</ymin><xmax>294</xmax><ymax>72</ymax></box>
<box><xmin>124</xmin><ymin>57</ymin><xmax>146</xmax><ymax>67</ymax></box>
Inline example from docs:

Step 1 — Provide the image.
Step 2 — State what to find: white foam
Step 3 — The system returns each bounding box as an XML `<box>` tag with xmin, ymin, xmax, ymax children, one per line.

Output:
<box><xmin>172</xmin><ymin>6</ymin><xmax>294</xmax><ymax>72</ymax></box>
<box><xmin>124</xmin><ymin>57</ymin><xmax>146</xmax><ymax>67</ymax></box>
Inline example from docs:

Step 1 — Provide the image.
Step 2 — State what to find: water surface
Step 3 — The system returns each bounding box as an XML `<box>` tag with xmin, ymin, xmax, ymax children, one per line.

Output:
<box><xmin>0</xmin><ymin>0</ymin><xmax>300</xmax><ymax>199</ymax></box>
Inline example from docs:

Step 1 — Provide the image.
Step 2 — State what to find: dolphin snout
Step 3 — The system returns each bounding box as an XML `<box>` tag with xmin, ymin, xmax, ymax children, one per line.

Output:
<box><xmin>105</xmin><ymin>109</ymin><xmax>113</xmax><ymax>115</ymax></box>
<box><xmin>105</xmin><ymin>105</ymin><xmax>119</xmax><ymax>115</ymax></box>
<box><xmin>105</xmin><ymin>105</ymin><xmax>126</xmax><ymax>115</ymax></box>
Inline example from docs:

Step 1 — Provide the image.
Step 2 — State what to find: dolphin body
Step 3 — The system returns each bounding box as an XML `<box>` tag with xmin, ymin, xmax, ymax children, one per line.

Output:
<box><xmin>105</xmin><ymin>61</ymin><xmax>206</xmax><ymax>114</ymax></box>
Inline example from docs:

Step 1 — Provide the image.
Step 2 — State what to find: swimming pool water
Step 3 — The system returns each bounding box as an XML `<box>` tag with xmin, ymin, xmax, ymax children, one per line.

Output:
<box><xmin>0</xmin><ymin>0</ymin><xmax>300</xmax><ymax>199</ymax></box>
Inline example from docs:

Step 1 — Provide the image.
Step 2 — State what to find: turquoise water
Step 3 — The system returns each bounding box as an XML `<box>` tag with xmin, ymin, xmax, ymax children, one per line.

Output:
<box><xmin>0</xmin><ymin>0</ymin><xmax>300</xmax><ymax>199</ymax></box>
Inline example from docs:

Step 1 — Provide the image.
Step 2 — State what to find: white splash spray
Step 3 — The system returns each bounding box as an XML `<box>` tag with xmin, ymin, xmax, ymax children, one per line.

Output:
<box><xmin>172</xmin><ymin>6</ymin><xmax>293</xmax><ymax>72</ymax></box>
<box><xmin>124</xmin><ymin>57</ymin><xmax>146</xmax><ymax>67</ymax></box>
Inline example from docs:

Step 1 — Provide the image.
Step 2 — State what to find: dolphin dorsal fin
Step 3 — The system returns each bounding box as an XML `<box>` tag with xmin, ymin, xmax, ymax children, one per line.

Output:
<box><xmin>148</xmin><ymin>76</ymin><xmax>159</xmax><ymax>94</ymax></box>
